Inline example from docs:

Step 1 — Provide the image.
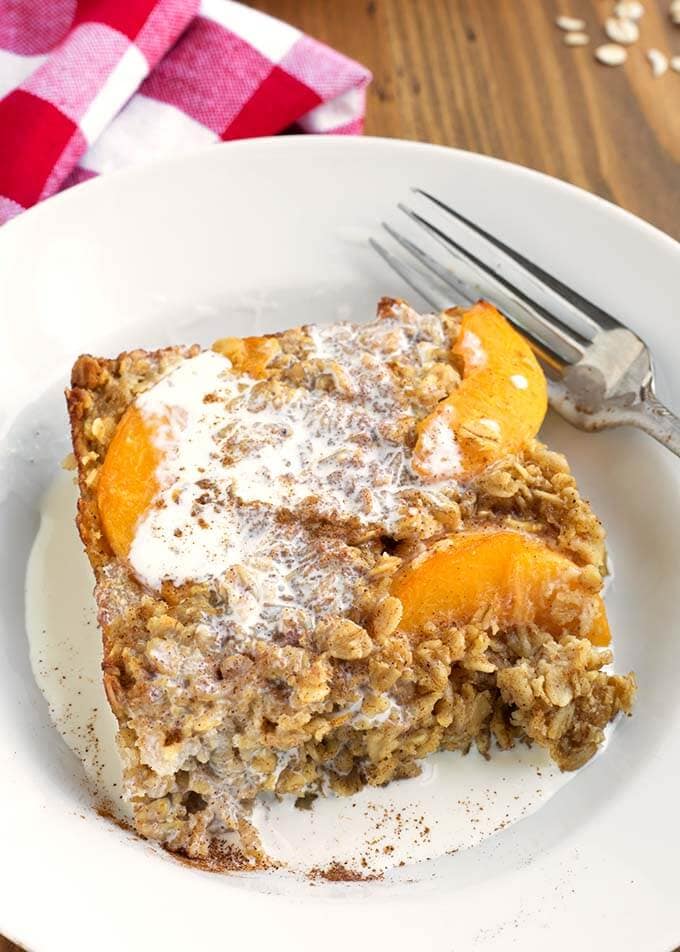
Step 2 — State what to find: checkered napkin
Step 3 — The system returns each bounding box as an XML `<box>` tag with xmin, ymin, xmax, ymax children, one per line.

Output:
<box><xmin>0</xmin><ymin>0</ymin><xmax>371</xmax><ymax>225</ymax></box>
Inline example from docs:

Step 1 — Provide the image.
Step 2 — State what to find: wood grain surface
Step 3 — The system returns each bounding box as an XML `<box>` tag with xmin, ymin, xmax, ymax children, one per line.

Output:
<box><xmin>2</xmin><ymin>2</ymin><xmax>678</xmax><ymax>951</ymax></box>
<box><xmin>253</xmin><ymin>0</ymin><xmax>680</xmax><ymax>239</ymax></box>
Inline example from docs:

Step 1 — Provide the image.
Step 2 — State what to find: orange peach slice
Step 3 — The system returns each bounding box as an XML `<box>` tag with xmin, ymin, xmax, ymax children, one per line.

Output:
<box><xmin>391</xmin><ymin>529</ymin><xmax>610</xmax><ymax>646</ymax></box>
<box><xmin>413</xmin><ymin>302</ymin><xmax>548</xmax><ymax>480</ymax></box>
<box><xmin>98</xmin><ymin>335</ymin><xmax>279</xmax><ymax>559</ymax></box>
<box><xmin>97</xmin><ymin>405</ymin><xmax>163</xmax><ymax>558</ymax></box>
<box><xmin>212</xmin><ymin>335</ymin><xmax>280</xmax><ymax>378</ymax></box>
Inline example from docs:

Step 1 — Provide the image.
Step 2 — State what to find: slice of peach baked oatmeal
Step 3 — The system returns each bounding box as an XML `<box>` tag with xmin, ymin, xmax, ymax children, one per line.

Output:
<box><xmin>67</xmin><ymin>298</ymin><xmax>635</xmax><ymax>863</ymax></box>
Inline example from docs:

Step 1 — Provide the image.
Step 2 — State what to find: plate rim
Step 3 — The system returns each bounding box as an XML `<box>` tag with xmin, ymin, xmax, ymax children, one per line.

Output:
<box><xmin>1</xmin><ymin>134</ymin><xmax>679</xmax><ymax>952</ymax></box>
<box><xmin>1</xmin><ymin>134</ymin><xmax>678</xmax><ymax>256</ymax></box>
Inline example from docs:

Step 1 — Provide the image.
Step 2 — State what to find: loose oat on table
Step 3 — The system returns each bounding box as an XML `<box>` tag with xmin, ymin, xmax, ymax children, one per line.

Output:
<box><xmin>67</xmin><ymin>298</ymin><xmax>635</xmax><ymax>865</ymax></box>
<box><xmin>647</xmin><ymin>48</ymin><xmax>669</xmax><ymax>76</ymax></box>
<box><xmin>615</xmin><ymin>0</ymin><xmax>644</xmax><ymax>19</ymax></box>
<box><xmin>556</xmin><ymin>15</ymin><xmax>587</xmax><ymax>31</ymax></box>
<box><xmin>604</xmin><ymin>16</ymin><xmax>639</xmax><ymax>44</ymax></box>
<box><xmin>595</xmin><ymin>43</ymin><xmax>628</xmax><ymax>65</ymax></box>
<box><xmin>563</xmin><ymin>32</ymin><xmax>590</xmax><ymax>46</ymax></box>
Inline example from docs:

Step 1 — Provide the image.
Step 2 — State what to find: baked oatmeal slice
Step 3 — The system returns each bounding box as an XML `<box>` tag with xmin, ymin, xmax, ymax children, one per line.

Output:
<box><xmin>67</xmin><ymin>298</ymin><xmax>635</xmax><ymax>863</ymax></box>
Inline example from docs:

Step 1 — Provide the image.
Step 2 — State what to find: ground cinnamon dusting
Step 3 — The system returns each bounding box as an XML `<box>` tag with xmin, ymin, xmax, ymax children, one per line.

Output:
<box><xmin>170</xmin><ymin>841</ymin><xmax>275</xmax><ymax>874</ymax></box>
<box><xmin>95</xmin><ymin>803</ymin><xmax>133</xmax><ymax>833</ymax></box>
<box><xmin>308</xmin><ymin>862</ymin><xmax>383</xmax><ymax>882</ymax></box>
<box><xmin>64</xmin><ymin>299</ymin><xmax>636</xmax><ymax>869</ymax></box>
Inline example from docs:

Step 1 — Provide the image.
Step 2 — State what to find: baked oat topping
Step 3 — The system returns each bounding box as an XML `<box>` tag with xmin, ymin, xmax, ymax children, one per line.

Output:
<box><xmin>129</xmin><ymin>304</ymin><xmax>458</xmax><ymax>593</ymax></box>
<box><xmin>67</xmin><ymin>298</ymin><xmax>635</xmax><ymax>865</ymax></box>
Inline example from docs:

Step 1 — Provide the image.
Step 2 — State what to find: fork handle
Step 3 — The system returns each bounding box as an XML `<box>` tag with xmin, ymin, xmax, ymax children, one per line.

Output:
<box><xmin>629</xmin><ymin>392</ymin><xmax>680</xmax><ymax>459</ymax></box>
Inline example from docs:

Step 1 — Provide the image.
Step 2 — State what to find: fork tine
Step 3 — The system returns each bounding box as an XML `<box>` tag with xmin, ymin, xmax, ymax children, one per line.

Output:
<box><xmin>369</xmin><ymin>237</ymin><xmax>459</xmax><ymax>312</ymax></box>
<box><xmin>414</xmin><ymin>188</ymin><xmax>621</xmax><ymax>335</ymax></box>
<box><xmin>378</xmin><ymin>225</ymin><xmax>568</xmax><ymax>373</ymax></box>
<box><xmin>380</xmin><ymin>224</ymin><xmax>477</xmax><ymax>305</ymax></box>
<box><xmin>389</xmin><ymin>211</ymin><xmax>583</xmax><ymax>368</ymax></box>
<box><xmin>398</xmin><ymin>203</ymin><xmax>589</xmax><ymax>354</ymax></box>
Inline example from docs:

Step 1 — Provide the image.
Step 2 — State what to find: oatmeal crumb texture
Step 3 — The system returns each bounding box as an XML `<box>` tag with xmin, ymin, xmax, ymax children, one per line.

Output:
<box><xmin>67</xmin><ymin>298</ymin><xmax>635</xmax><ymax>866</ymax></box>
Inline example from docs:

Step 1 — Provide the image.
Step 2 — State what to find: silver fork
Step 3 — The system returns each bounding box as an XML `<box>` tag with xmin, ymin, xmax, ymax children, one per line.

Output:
<box><xmin>371</xmin><ymin>189</ymin><xmax>680</xmax><ymax>458</ymax></box>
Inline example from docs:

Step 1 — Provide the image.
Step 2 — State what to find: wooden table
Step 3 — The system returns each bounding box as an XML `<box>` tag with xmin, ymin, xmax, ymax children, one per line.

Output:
<box><xmin>2</xmin><ymin>2</ymin><xmax>678</xmax><ymax>950</ymax></box>
<box><xmin>253</xmin><ymin>0</ymin><xmax>680</xmax><ymax>240</ymax></box>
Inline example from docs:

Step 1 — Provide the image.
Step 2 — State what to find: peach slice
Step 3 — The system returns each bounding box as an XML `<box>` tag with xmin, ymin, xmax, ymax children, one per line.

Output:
<box><xmin>97</xmin><ymin>337</ymin><xmax>281</xmax><ymax>558</ymax></box>
<box><xmin>98</xmin><ymin>335</ymin><xmax>280</xmax><ymax>559</ymax></box>
<box><xmin>212</xmin><ymin>335</ymin><xmax>280</xmax><ymax>378</ymax></box>
<box><xmin>390</xmin><ymin>529</ymin><xmax>610</xmax><ymax>646</ymax></box>
<box><xmin>97</xmin><ymin>405</ymin><xmax>163</xmax><ymax>558</ymax></box>
<box><xmin>413</xmin><ymin>302</ymin><xmax>548</xmax><ymax>480</ymax></box>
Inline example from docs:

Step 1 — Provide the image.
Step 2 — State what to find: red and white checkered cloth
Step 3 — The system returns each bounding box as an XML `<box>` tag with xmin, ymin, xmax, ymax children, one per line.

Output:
<box><xmin>0</xmin><ymin>0</ymin><xmax>371</xmax><ymax>225</ymax></box>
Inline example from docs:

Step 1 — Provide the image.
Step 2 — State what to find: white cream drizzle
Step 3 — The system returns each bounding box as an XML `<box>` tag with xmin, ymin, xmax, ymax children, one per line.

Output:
<box><xmin>128</xmin><ymin>310</ymin><xmax>458</xmax><ymax>642</ymax></box>
<box><xmin>460</xmin><ymin>329</ymin><xmax>486</xmax><ymax>368</ymax></box>
<box><xmin>416</xmin><ymin>410</ymin><xmax>462</xmax><ymax>478</ymax></box>
<box><xmin>477</xmin><ymin>417</ymin><xmax>502</xmax><ymax>435</ymax></box>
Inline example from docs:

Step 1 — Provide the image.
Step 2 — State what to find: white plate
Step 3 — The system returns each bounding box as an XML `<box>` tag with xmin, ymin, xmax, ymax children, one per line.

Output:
<box><xmin>1</xmin><ymin>137</ymin><xmax>679</xmax><ymax>952</ymax></box>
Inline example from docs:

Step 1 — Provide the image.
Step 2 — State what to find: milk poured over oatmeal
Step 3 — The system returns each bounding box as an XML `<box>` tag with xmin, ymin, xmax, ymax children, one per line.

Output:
<box><xmin>129</xmin><ymin>307</ymin><xmax>463</xmax><ymax>644</ymax></box>
<box><xmin>27</xmin><ymin>474</ymin><xmax>579</xmax><ymax>873</ymax></box>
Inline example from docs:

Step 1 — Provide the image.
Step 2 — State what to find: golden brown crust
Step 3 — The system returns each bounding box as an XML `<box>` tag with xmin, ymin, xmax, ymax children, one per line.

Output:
<box><xmin>66</xmin><ymin>310</ymin><xmax>635</xmax><ymax>864</ymax></box>
<box><xmin>67</xmin><ymin>346</ymin><xmax>197</xmax><ymax>720</ymax></box>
